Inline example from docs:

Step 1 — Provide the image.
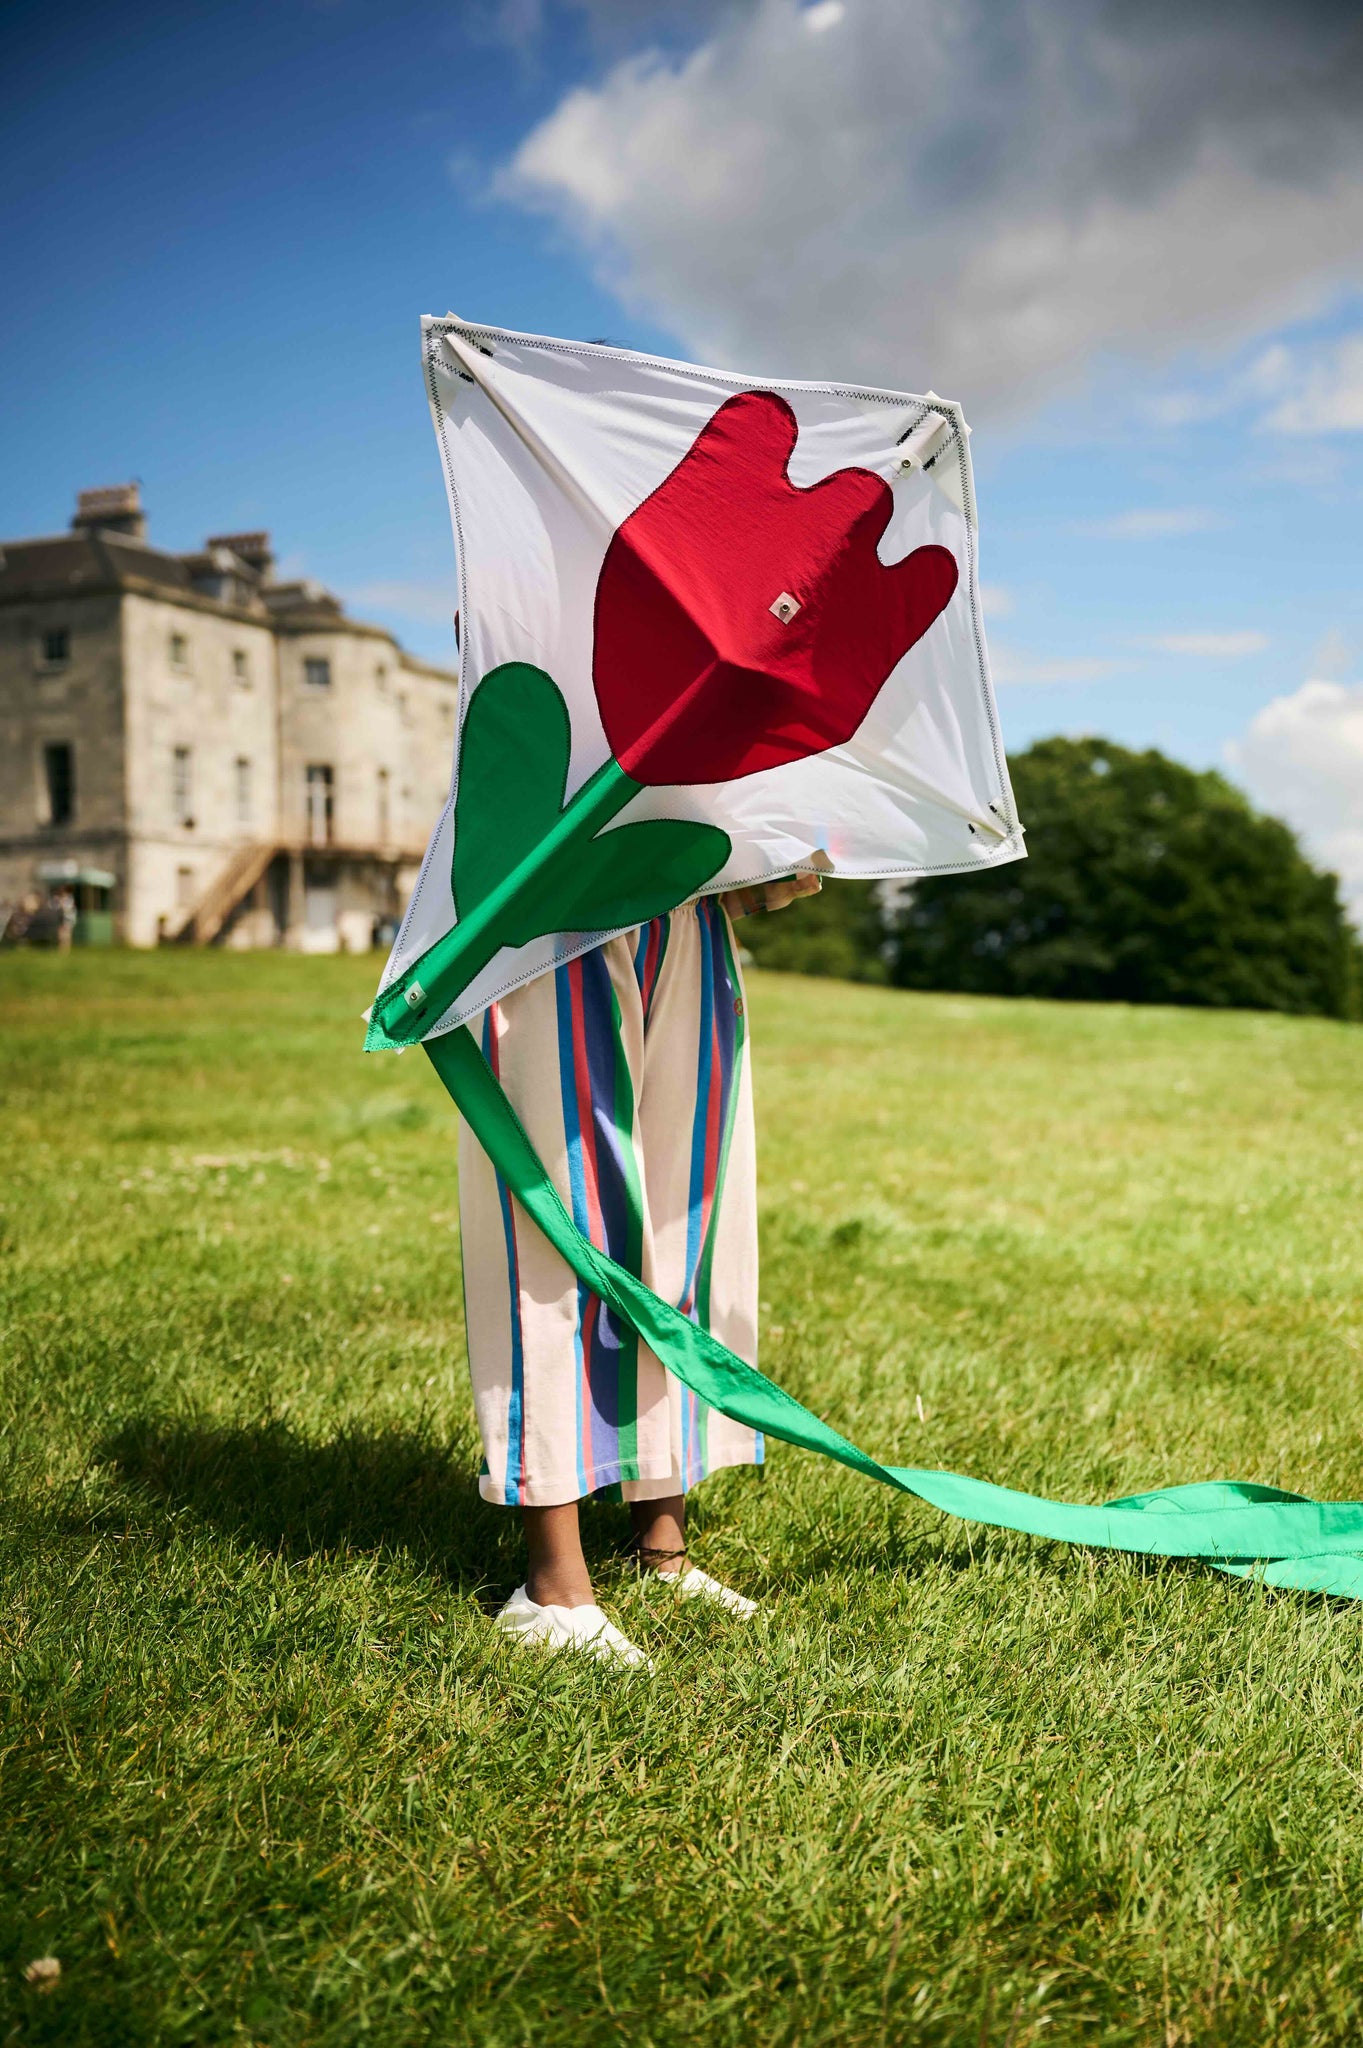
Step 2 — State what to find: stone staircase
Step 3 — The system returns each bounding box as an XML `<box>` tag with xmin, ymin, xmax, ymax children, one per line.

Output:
<box><xmin>166</xmin><ymin>841</ymin><xmax>279</xmax><ymax>945</ymax></box>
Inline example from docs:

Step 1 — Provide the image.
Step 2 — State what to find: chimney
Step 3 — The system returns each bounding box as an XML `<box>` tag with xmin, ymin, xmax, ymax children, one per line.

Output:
<box><xmin>72</xmin><ymin>483</ymin><xmax>146</xmax><ymax>542</ymax></box>
<box><xmin>204</xmin><ymin>530</ymin><xmax>274</xmax><ymax>581</ymax></box>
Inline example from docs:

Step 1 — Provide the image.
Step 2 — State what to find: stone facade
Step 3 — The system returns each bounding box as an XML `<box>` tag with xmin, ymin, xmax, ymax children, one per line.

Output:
<box><xmin>0</xmin><ymin>487</ymin><xmax>457</xmax><ymax>948</ymax></box>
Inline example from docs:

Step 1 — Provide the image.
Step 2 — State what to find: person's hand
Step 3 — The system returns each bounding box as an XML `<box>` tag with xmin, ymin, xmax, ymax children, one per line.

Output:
<box><xmin>720</xmin><ymin>872</ymin><xmax>823</xmax><ymax>920</ymax></box>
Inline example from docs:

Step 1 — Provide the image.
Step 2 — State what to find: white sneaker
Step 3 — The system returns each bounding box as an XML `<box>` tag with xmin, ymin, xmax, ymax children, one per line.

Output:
<box><xmin>494</xmin><ymin>1585</ymin><xmax>653</xmax><ymax>1670</ymax></box>
<box><xmin>656</xmin><ymin>1566</ymin><xmax>758</xmax><ymax>1618</ymax></box>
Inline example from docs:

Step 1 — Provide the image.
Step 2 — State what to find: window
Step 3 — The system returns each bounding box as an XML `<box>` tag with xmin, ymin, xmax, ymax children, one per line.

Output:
<box><xmin>169</xmin><ymin>632</ymin><xmax>190</xmax><ymax>671</ymax></box>
<box><xmin>176</xmin><ymin>865</ymin><xmax>196</xmax><ymax>909</ymax></box>
<box><xmin>232</xmin><ymin>649</ymin><xmax>250</xmax><ymax>686</ymax></box>
<box><xmin>235</xmin><ymin>756</ymin><xmax>252</xmax><ymax>829</ymax></box>
<box><xmin>377</xmin><ymin>766</ymin><xmax>391</xmax><ymax>843</ymax></box>
<box><xmin>42</xmin><ymin>742</ymin><xmax>74</xmax><ymax>825</ymax></box>
<box><xmin>304</xmin><ymin>656</ymin><xmax>332</xmax><ymax>690</ymax></box>
<box><xmin>305</xmin><ymin>763</ymin><xmax>334</xmax><ymax>847</ymax></box>
<box><xmin>375</xmin><ymin>663</ymin><xmax>388</xmax><ymax>693</ymax></box>
<box><xmin>172</xmin><ymin>745</ymin><xmax>194</xmax><ymax>827</ymax></box>
<box><xmin>42</xmin><ymin>627</ymin><xmax>70</xmax><ymax>667</ymax></box>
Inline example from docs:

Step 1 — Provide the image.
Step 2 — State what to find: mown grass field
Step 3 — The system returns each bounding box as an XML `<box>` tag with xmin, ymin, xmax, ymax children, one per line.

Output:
<box><xmin>3</xmin><ymin>950</ymin><xmax>1363</xmax><ymax>2046</ymax></box>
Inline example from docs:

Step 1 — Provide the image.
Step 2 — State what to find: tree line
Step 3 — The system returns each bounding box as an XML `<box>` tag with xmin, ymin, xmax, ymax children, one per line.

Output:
<box><xmin>740</xmin><ymin>738</ymin><xmax>1362</xmax><ymax>1021</ymax></box>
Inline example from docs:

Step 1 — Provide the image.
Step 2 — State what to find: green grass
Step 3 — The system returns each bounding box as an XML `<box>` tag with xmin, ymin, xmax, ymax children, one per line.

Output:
<box><xmin>3</xmin><ymin>951</ymin><xmax>1363</xmax><ymax>2046</ymax></box>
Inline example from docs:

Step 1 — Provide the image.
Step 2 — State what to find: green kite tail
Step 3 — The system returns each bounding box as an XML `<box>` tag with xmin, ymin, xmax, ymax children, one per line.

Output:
<box><xmin>367</xmin><ymin>665</ymin><xmax>730</xmax><ymax>1049</ymax></box>
<box><xmin>426</xmin><ymin>1026</ymin><xmax>1363</xmax><ymax>1602</ymax></box>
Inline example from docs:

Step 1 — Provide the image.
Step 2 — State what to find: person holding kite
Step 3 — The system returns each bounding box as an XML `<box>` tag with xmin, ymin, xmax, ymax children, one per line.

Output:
<box><xmin>369</xmin><ymin>320</ymin><xmax>1363</xmax><ymax>1670</ymax></box>
<box><xmin>461</xmin><ymin>864</ymin><xmax>821</xmax><ymax>1669</ymax></box>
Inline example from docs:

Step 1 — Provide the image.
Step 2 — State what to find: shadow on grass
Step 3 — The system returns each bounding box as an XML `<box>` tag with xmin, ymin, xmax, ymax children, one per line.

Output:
<box><xmin>96</xmin><ymin>1415</ymin><xmax>633</xmax><ymax>1608</ymax></box>
<box><xmin>95</xmin><ymin>1419</ymin><xmax>1230</xmax><ymax>1609</ymax></box>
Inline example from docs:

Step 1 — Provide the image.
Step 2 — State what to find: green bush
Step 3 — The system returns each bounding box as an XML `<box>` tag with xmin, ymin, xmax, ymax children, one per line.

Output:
<box><xmin>736</xmin><ymin>877</ymin><xmax>886</xmax><ymax>982</ymax></box>
<box><xmin>885</xmin><ymin>739</ymin><xmax>1361</xmax><ymax>1018</ymax></box>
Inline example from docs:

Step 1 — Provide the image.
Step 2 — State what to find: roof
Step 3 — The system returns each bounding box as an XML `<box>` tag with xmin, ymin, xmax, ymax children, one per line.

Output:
<box><xmin>0</xmin><ymin>531</ymin><xmax>199</xmax><ymax>605</ymax></box>
<box><xmin>0</xmin><ymin>528</ymin><xmax>458</xmax><ymax>681</ymax></box>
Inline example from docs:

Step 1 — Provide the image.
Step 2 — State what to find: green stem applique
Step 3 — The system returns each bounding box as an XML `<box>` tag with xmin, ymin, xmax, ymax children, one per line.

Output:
<box><xmin>367</xmin><ymin>664</ymin><xmax>730</xmax><ymax>1049</ymax></box>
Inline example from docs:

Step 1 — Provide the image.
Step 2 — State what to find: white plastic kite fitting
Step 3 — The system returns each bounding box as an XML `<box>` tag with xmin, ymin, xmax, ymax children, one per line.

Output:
<box><xmin>769</xmin><ymin>591</ymin><xmax>801</xmax><ymax>624</ymax></box>
<box><xmin>893</xmin><ymin>412</ymin><xmax>954</xmax><ymax>477</ymax></box>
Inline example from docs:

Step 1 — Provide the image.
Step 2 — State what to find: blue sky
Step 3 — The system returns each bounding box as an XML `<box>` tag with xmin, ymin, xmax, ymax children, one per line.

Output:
<box><xmin>4</xmin><ymin>0</ymin><xmax>1362</xmax><ymax>904</ymax></box>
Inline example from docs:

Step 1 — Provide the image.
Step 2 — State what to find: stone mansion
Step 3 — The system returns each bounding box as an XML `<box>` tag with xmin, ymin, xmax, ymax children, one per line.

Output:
<box><xmin>0</xmin><ymin>484</ymin><xmax>458</xmax><ymax>948</ymax></box>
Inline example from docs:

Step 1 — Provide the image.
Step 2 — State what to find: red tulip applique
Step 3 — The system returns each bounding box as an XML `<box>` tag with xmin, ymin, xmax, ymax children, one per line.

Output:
<box><xmin>371</xmin><ymin>389</ymin><xmax>960</xmax><ymax>1046</ymax></box>
<box><xmin>593</xmin><ymin>390</ymin><xmax>959</xmax><ymax>786</ymax></box>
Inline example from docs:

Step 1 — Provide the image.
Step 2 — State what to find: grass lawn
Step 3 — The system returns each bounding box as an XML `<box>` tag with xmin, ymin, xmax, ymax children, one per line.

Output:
<box><xmin>4</xmin><ymin>950</ymin><xmax>1363</xmax><ymax>2045</ymax></box>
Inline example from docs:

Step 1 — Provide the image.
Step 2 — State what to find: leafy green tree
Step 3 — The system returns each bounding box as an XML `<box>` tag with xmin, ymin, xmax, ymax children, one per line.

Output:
<box><xmin>738</xmin><ymin>879</ymin><xmax>886</xmax><ymax>982</ymax></box>
<box><xmin>886</xmin><ymin>737</ymin><xmax>1361</xmax><ymax>1019</ymax></box>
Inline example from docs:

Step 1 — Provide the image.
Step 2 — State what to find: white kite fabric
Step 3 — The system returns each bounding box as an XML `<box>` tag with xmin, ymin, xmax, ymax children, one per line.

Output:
<box><xmin>372</xmin><ymin>316</ymin><xmax>1023</xmax><ymax>1042</ymax></box>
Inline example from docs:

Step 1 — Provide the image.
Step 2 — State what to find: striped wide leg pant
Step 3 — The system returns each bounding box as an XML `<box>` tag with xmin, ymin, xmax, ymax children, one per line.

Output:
<box><xmin>457</xmin><ymin>897</ymin><xmax>764</xmax><ymax>1507</ymax></box>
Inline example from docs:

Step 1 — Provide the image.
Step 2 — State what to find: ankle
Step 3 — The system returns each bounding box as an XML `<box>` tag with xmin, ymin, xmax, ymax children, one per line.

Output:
<box><xmin>634</xmin><ymin>1544</ymin><xmax>689</xmax><ymax>1579</ymax></box>
<box><xmin>525</xmin><ymin>1564</ymin><xmax>596</xmax><ymax>1610</ymax></box>
<box><xmin>628</xmin><ymin>1494</ymin><xmax>687</xmax><ymax>1577</ymax></box>
<box><xmin>521</xmin><ymin>1500</ymin><xmax>593</xmax><ymax>1610</ymax></box>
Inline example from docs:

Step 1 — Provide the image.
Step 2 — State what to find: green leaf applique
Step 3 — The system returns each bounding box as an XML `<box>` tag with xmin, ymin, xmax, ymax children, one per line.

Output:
<box><xmin>452</xmin><ymin>662</ymin><xmax>730</xmax><ymax>946</ymax></box>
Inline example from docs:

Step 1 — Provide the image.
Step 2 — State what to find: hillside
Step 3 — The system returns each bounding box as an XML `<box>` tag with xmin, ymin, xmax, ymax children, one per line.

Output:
<box><xmin>4</xmin><ymin>952</ymin><xmax>1363</xmax><ymax>2044</ymax></box>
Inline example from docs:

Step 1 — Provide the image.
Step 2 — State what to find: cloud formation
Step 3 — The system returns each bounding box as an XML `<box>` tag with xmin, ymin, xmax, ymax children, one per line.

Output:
<box><xmin>1261</xmin><ymin>333</ymin><xmax>1363</xmax><ymax>433</ymax></box>
<box><xmin>1154</xmin><ymin>331</ymin><xmax>1363</xmax><ymax>432</ymax></box>
<box><xmin>1149</xmin><ymin>631</ymin><xmax>1268</xmax><ymax>657</ymax></box>
<box><xmin>351</xmin><ymin>580</ymin><xmax>459</xmax><ymax>629</ymax></box>
<box><xmin>501</xmin><ymin>0</ymin><xmax>1363</xmax><ymax>411</ymax></box>
<box><xmin>1082</xmin><ymin>508</ymin><xmax>1221</xmax><ymax>539</ymax></box>
<box><xmin>989</xmin><ymin>646</ymin><xmax>1124</xmax><ymax>687</ymax></box>
<box><xmin>1229</xmin><ymin>678</ymin><xmax>1363</xmax><ymax>923</ymax></box>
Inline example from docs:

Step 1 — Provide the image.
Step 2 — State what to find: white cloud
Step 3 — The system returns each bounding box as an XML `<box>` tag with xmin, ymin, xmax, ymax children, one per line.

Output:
<box><xmin>1229</xmin><ymin>678</ymin><xmax>1363</xmax><ymax>923</ymax></box>
<box><xmin>350</xmin><ymin>580</ymin><xmax>459</xmax><ymax>629</ymax></box>
<box><xmin>978</xmin><ymin>582</ymin><xmax>1013</xmax><ymax>618</ymax></box>
<box><xmin>1262</xmin><ymin>333</ymin><xmax>1363</xmax><ymax>434</ymax></box>
<box><xmin>1144</xmin><ymin>389</ymin><xmax>1221</xmax><ymax>429</ymax></box>
<box><xmin>989</xmin><ymin>646</ymin><xmax>1123</xmax><ymax>687</ymax></box>
<box><xmin>1148</xmin><ymin>631</ymin><xmax>1268</xmax><ymax>658</ymax></box>
<box><xmin>511</xmin><ymin>0</ymin><xmax>735</xmax><ymax>46</ymax></box>
<box><xmin>1082</xmin><ymin>507</ymin><xmax>1221</xmax><ymax>540</ymax></box>
<box><xmin>500</xmin><ymin>0</ymin><xmax>1363</xmax><ymax>413</ymax></box>
<box><xmin>1145</xmin><ymin>328</ymin><xmax>1363</xmax><ymax>438</ymax></box>
<box><xmin>486</xmin><ymin>0</ymin><xmax>546</xmax><ymax>51</ymax></box>
<box><xmin>1312</xmin><ymin>628</ymin><xmax>1355</xmax><ymax>678</ymax></box>
<box><xmin>447</xmin><ymin>147</ymin><xmax>486</xmax><ymax>199</ymax></box>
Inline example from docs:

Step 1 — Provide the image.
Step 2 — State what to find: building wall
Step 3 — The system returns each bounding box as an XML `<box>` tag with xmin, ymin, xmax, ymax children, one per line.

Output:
<box><xmin>399</xmin><ymin>658</ymin><xmax>458</xmax><ymax>852</ymax></box>
<box><xmin>0</xmin><ymin>591</ymin><xmax>128</xmax><ymax>920</ymax></box>
<box><xmin>0</xmin><ymin>560</ymin><xmax>457</xmax><ymax>948</ymax></box>
<box><xmin>275</xmin><ymin>627</ymin><xmax>456</xmax><ymax>858</ymax></box>
<box><xmin>121</xmin><ymin>593</ymin><xmax>280</xmax><ymax>945</ymax></box>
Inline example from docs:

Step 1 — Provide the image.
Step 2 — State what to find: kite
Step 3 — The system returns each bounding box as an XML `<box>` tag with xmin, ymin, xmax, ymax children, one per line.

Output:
<box><xmin>369</xmin><ymin>317</ymin><xmax>1363</xmax><ymax>1601</ymax></box>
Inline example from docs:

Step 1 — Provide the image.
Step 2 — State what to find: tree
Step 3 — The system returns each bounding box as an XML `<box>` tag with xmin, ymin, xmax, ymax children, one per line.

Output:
<box><xmin>738</xmin><ymin>879</ymin><xmax>886</xmax><ymax>983</ymax></box>
<box><xmin>885</xmin><ymin>738</ymin><xmax>1361</xmax><ymax>1020</ymax></box>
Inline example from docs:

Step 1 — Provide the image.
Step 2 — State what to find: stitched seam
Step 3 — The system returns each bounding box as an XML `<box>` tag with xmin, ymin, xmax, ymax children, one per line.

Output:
<box><xmin>954</xmin><ymin>429</ymin><xmax>1019</xmax><ymax>836</ymax></box>
<box><xmin>386</xmin><ymin>324</ymin><xmax>1020</xmax><ymax>1034</ymax></box>
<box><xmin>428</xmin><ymin>318</ymin><xmax>944</xmax><ymax>413</ymax></box>
<box><xmin>377</xmin><ymin>327</ymin><xmax>474</xmax><ymax>994</ymax></box>
<box><xmin>424</xmin><ymin>327</ymin><xmax>1009</xmax><ymax>838</ymax></box>
<box><xmin>403</xmin><ymin>833</ymin><xmax>1025</xmax><ymax>1043</ymax></box>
